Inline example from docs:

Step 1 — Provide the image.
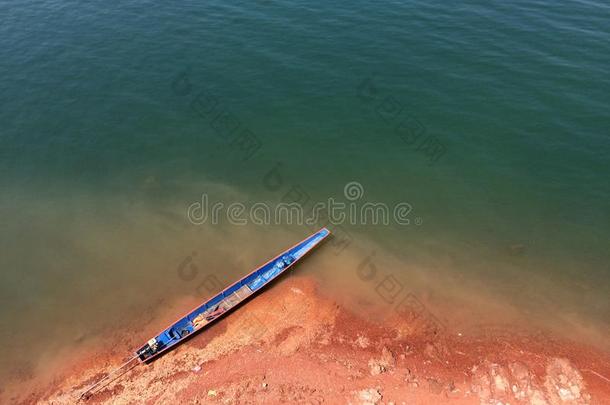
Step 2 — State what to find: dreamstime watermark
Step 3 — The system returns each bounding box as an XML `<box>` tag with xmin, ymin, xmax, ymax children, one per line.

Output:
<box><xmin>187</xmin><ymin>182</ymin><xmax>421</xmax><ymax>226</ymax></box>
<box><xmin>171</xmin><ymin>68</ymin><xmax>354</xmax><ymax>254</ymax></box>
<box><xmin>171</xmin><ymin>68</ymin><xmax>437</xmax><ymax>339</ymax></box>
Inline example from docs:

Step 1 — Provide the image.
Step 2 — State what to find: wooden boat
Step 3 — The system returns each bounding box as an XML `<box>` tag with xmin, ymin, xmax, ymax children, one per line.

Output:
<box><xmin>80</xmin><ymin>227</ymin><xmax>330</xmax><ymax>400</ymax></box>
<box><xmin>136</xmin><ymin>227</ymin><xmax>330</xmax><ymax>362</ymax></box>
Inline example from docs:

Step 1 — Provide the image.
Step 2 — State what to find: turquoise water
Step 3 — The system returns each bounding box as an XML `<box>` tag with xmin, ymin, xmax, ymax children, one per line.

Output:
<box><xmin>1</xmin><ymin>0</ymin><xmax>609</xmax><ymax>385</ymax></box>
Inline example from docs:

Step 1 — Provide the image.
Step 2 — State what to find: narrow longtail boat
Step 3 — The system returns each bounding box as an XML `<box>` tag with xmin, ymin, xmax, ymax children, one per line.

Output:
<box><xmin>80</xmin><ymin>227</ymin><xmax>330</xmax><ymax>400</ymax></box>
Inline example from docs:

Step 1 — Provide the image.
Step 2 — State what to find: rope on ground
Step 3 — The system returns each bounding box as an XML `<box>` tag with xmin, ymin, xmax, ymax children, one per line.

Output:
<box><xmin>78</xmin><ymin>354</ymin><xmax>140</xmax><ymax>401</ymax></box>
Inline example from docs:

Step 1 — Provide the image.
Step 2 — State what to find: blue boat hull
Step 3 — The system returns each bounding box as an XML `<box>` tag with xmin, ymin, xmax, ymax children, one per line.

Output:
<box><xmin>136</xmin><ymin>228</ymin><xmax>330</xmax><ymax>362</ymax></box>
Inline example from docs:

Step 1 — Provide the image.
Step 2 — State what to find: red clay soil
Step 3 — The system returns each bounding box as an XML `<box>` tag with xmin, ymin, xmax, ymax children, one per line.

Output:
<box><xmin>6</xmin><ymin>277</ymin><xmax>610</xmax><ymax>405</ymax></box>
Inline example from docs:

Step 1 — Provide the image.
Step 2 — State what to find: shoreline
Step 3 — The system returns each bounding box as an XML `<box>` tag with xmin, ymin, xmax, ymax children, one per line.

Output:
<box><xmin>7</xmin><ymin>276</ymin><xmax>610</xmax><ymax>404</ymax></box>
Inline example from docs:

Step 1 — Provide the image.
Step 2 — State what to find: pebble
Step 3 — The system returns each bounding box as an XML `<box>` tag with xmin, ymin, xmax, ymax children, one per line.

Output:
<box><xmin>354</xmin><ymin>388</ymin><xmax>382</xmax><ymax>405</ymax></box>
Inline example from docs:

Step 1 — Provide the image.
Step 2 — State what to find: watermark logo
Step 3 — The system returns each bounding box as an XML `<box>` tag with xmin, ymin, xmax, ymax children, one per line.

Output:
<box><xmin>356</xmin><ymin>75</ymin><xmax>447</xmax><ymax>165</ymax></box>
<box><xmin>344</xmin><ymin>181</ymin><xmax>364</xmax><ymax>201</ymax></box>
<box><xmin>355</xmin><ymin>251</ymin><xmax>446</xmax><ymax>335</ymax></box>
<box><xmin>171</xmin><ymin>70</ymin><xmax>262</xmax><ymax>161</ymax></box>
<box><xmin>187</xmin><ymin>182</ymin><xmax>422</xmax><ymax>226</ymax></box>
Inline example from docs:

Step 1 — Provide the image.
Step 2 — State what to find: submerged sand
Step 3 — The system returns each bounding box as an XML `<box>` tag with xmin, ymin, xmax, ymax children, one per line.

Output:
<box><xmin>5</xmin><ymin>276</ymin><xmax>610</xmax><ymax>404</ymax></box>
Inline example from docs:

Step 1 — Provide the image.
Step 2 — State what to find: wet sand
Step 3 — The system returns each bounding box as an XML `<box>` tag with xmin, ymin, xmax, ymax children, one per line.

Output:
<box><xmin>5</xmin><ymin>276</ymin><xmax>610</xmax><ymax>405</ymax></box>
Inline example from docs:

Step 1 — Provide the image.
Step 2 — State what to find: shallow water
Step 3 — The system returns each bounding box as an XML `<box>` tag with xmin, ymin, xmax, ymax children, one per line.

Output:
<box><xmin>1</xmin><ymin>0</ymin><xmax>609</xmax><ymax>384</ymax></box>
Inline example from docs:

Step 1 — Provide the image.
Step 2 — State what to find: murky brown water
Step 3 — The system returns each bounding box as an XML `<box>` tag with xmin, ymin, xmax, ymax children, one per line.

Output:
<box><xmin>2</xmin><ymin>180</ymin><xmax>608</xmax><ymax>395</ymax></box>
